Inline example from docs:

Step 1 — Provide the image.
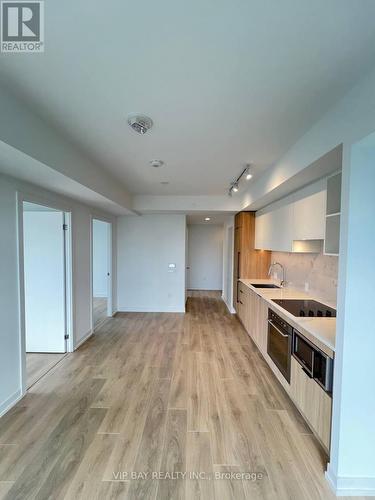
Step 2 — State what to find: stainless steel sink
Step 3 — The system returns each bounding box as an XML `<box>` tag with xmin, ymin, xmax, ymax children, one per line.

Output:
<box><xmin>250</xmin><ymin>283</ymin><xmax>281</xmax><ymax>289</ymax></box>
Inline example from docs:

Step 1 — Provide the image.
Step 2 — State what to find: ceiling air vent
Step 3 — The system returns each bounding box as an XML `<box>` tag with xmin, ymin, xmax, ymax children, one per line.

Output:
<box><xmin>127</xmin><ymin>114</ymin><xmax>153</xmax><ymax>135</ymax></box>
<box><xmin>150</xmin><ymin>159</ymin><xmax>164</xmax><ymax>168</ymax></box>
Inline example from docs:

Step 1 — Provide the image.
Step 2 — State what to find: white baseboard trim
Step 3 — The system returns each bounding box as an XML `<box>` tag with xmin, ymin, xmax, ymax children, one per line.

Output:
<box><xmin>117</xmin><ymin>306</ymin><xmax>185</xmax><ymax>313</ymax></box>
<box><xmin>188</xmin><ymin>288</ymin><xmax>223</xmax><ymax>291</ymax></box>
<box><xmin>222</xmin><ymin>295</ymin><xmax>236</xmax><ymax>314</ymax></box>
<box><xmin>93</xmin><ymin>294</ymin><xmax>108</xmax><ymax>298</ymax></box>
<box><xmin>0</xmin><ymin>389</ymin><xmax>24</xmax><ymax>418</ymax></box>
<box><xmin>74</xmin><ymin>329</ymin><xmax>93</xmax><ymax>350</ymax></box>
<box><xmin>326</xmin><ymin>463</ymin><xmax>375</xmax><ymax>496</ymax></box>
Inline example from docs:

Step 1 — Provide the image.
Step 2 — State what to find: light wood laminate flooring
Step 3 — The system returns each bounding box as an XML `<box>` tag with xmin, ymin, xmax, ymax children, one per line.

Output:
<box><xmin>0</xmin><ymin>291</ymin><xmax>368</xmax><ymax>499</ymax></box>
<box><xmin>26</xmin><ymin>353</ymin><xmax>66</xmax><ymax>389</ymax></box>
<box><xmin>93</xmin><ymin>297</ymin><xmax>107</xmax><ymax>328</ymax></box>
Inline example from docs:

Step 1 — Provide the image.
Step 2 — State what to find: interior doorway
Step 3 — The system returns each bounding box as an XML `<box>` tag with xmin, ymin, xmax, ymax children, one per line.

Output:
<box><xmin>92</xmin><ymin>218</ymin><xmax>112</xmax><ymax>329</ymax></box>
<box><xmin>22</xmin><ymin>201</ymin><xmax>71</xmax><ymax>389</ymax></box>
<box><xmin>187</xmin><ymin>224</ymin><xmax>223</xmax><ymax>291</ymax></box>
<box><xmin>225</xmin><ymin>225</ymin><xmax>234</xmax><ymax>308</ymax></box>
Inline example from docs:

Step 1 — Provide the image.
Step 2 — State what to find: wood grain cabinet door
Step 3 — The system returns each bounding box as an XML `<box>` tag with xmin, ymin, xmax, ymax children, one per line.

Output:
<box><xmin>256</xmin><ymin>294</ymin><xmax>269</xmax><ymax>355</ymax></box>
<box><xmin>290</xmin><ymin>358</ymin><xmax>332</xmax><ymax>451</ymax></box>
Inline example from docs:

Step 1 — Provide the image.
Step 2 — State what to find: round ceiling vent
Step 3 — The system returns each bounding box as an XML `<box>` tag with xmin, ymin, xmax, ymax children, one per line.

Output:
<box><xmin>127</xmin><ymin>114</ymin><xmax>153</xmax><ymax>135</ymax></box>
<box><xmin>150</xmin><ymin>159</ymin><xmax>164</xmax><ymax>168</ymax></box>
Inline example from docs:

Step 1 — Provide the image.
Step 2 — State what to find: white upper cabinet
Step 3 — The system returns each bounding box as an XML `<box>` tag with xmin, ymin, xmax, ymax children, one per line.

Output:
<box><xmin>293</xmin><ymin>180</ymin><xmax>326</xmax><ymax>241</ymax></box>
<box><xmin>255</xmin><ymin>179</ymin><xmax>326</xmax><ymax>252</ymax></box>
<box><xmin>270</xmin><ymin>203</ymin><xmax>294</xmax><ymax>252</ymax></box>
<box><xmin>255</xmin><ymin>199</ymin><xmax>294</xmax><ymax>252</ymax></box>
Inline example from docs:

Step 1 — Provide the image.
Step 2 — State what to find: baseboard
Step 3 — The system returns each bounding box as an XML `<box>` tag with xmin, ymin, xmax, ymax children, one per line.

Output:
<box><xmin>0</xmin><ymin>389</ymin><xmax>24</xmax><ymax>418</ymax></box>
<box><xmin>117</xmin><ymin>305</ymin><xmax>185</xmax><ymax>313</ymax></box>
<box><xmin>188</xmin><ymin>288</ymin><xmax>222</xmax><ymax>291</ymax></box>
<box><xmin>222</xmin><ymin>295</ymin><xmax>236</xmax><ymax>314</ymax></box>
<box><xmin>326</xmin><ymin>463</ymin><xmax>375</xmax><ymax>496</ymax></box>
<box><xmin>74</xmin><ymin>329</ymin><xmax>93</xmax><ymax>350</ymax></box>
<box><xmin>93</xmin><ymin>294</ymin><xmax>108</xmax><ymax>298</ymax></box>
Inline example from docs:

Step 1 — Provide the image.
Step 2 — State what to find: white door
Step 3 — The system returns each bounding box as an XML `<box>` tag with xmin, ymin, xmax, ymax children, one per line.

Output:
<box><xmin>24</xmin><ymin>210</ymin><xmax>66</xmax><ymax>353</ymax></box>
<box><xmin>226</xmin><ymin>226</ymin><xmax>233</xmax><ymax>306</ymax></box>
<box><xmin>185</xmin><ymin>226</ymin><xmax>189</xmax><ymax>302</ymax></box>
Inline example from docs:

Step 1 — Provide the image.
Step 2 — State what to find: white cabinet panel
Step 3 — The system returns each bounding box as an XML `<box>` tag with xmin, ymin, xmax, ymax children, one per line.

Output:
<box><xmin>254</xmin><ymin>213</ymin><xmax>263</xmax><ymax>250</ymax></box>
<box><xmin>255</xmin><ymin>212</ymin><xmax>270</xmax><ymax>250</ymax></box>
<box><xmin>255</xmin><ymin>179</ymin><xmax>326</xmax><ymax>252</ymax></box>
<box><xmin>270</xmin><ymin>203</ymin><xmax>294</xmax><ymax>252</ymax></box>
<box><xmin>255</xmin><ymin>203</ymin><xmax>293</xmax><ymax>252</ymax></box>
<box><xmin>294</xmin><ymin>189</ymin><xmax>326</xmax><ymax>240</ymax></box>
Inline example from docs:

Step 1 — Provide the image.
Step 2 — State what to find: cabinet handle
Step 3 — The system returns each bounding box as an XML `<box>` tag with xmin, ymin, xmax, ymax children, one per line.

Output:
<box><xmin>237</xmin><ymin>252</ymin><xmax>240</xmax><ymax>279</ymax></box>
<box><xmin>268</xmin><ymin>320</ymin><xmax>289</xmax><ymax>338</ymax></box>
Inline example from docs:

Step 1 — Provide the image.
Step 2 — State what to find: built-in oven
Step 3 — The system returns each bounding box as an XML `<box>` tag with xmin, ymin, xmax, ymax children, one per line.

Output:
<box><xmin>293</xmin><ymin>330</ymin><xmax>334</xmax><ymax>395</ymax></box>
<box><xmin>267</xmin><ymin>309</ymin><xmax>293</xmax><ymax>383</ymax></box>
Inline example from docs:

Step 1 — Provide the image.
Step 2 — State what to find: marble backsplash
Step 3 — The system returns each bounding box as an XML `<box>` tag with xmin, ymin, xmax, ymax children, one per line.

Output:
<box><xmin>271</xmin><ymin>251</ymin><xmax>339</xmax><ymax>306</ymax></box>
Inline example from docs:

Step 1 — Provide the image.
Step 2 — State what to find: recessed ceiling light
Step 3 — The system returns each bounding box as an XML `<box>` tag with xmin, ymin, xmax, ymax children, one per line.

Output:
<box><xmin>150</xmin><ymin>159</ymin><xmax>164</xmax><ymax>168</ymax></box>
<box><xmin>127</xmin><ymin>114</ymin><xmax>153</xmax><ymax>135</ymax></box>
<box><xmin>205</xmin><ymin>217</ymin><xmax>211</xmax><ymax>221</ymax></box>
<box><xmin>232</xmin><ymin>182</ymin><xmax>239</xmax><ymax>192</ymax></box>
<box><xmin>245</xmin><ymin>164</ymin><xmax>253</xmax><ymax>180</ymax></box>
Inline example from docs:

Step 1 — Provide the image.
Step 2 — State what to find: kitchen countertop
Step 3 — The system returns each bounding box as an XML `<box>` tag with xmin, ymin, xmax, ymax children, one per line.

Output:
<box><xmin>239</xmin><ymin>278</ymin><xmax>336</xmax><ymax>358</ymax></box>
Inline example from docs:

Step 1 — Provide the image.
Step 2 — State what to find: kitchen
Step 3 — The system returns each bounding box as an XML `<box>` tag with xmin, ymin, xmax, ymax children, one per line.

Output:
<box><xmin>232</xmin><ymin>149</ymin><xmax>341</xmax><ymax>455</ymax></box>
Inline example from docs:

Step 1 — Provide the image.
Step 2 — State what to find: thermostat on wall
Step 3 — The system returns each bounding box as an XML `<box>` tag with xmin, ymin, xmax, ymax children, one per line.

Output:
<box><xmin>168</xmin><ymin>263</ymin><xmax>176</xmax><ymax>272</ymax></box>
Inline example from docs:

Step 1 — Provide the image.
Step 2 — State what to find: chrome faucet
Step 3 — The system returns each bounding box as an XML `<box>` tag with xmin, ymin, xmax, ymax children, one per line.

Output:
<box><xmin>268</xmin><ymin>261</ymin><xmax>286</xmax><ymax>287</ymax></box>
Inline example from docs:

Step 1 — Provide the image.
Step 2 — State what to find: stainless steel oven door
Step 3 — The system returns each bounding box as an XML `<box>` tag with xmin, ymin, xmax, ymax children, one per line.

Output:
<box><xmin>267</xmin><ymin>319</ymin><xmax>292</xmax><ymax>383</ymax></box>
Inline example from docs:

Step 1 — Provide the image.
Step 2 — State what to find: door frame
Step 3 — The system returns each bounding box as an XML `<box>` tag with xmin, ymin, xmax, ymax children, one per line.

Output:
<box><xmin>17</xmin><ymin>192</ymin><xmax>73</xmax><ymax>396</ymax></box>
<box><xmin>226</xmin><ymin>225</ymin><xmax>234</xmax><ymax>310</ymax></box>
<box><xmin>90</xmin><ymin>215</ymin><xmax>113</xmax><ymax>331</ymax></box>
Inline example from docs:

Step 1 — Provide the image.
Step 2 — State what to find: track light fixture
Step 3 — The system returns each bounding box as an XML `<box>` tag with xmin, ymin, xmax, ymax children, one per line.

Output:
<box><xmin>245</xmin><ymin>165</ymin><xmax>253</xmax><ymax>180</ymax></box>
<box><xmin>228</xmin><ymin>163</ymin><xmax>253</xmax><ymax>196</ymax></box>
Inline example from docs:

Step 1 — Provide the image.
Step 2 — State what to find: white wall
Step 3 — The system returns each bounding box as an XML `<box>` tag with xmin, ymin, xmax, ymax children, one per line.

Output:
<box><xmin>93</xmin><ymin>219</ymin><xmax>109</xmax><ymax>297</ymax></box>
<box><xmin>187</xmin><ymin>225</ymin><xmax>223</xmax><ymax>290</ymax></box>
<box><xmin>117</xmin><ymin>214</ymin><xmax>186</xmax><ymax>312</ymax></box>
<box><xmin>326</xmin><ymin>133</ymin><xmax>375</xmax><ymax>495</ymax></box>
<box><xmin>0</xmin><ymin>173</ymin><xmax>116</xmax><ymax>416</ymax></box>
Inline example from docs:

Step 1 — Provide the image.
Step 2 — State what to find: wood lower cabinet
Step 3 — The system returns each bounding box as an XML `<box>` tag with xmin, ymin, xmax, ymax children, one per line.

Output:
<box><xmin>237</xmin><ymin>281</ymin><xmax>250</xmax><ymax>331</ymax></box>
<box><xmin>290</xmin><ymin>357</ymin><xmax>332</xmax><ymax>451</ymax></box>
<box><xmin>246</xmin><ymin>288</ymin><xmax>268</xmax><ymax>355</ymax></box>
<box><xmin>233</xmin><ymin>212</ymin><xmax>270</xmax><ymax>308</ymax></box>
<box><xmin>236</xmin><ymin>283</ymin><xmax>332</xmax><ymax>453</ymax></box>
<box><xmin>254</xmin><ymin>292</ymin><xmax>268</xmax><ymax>354</ymax></box>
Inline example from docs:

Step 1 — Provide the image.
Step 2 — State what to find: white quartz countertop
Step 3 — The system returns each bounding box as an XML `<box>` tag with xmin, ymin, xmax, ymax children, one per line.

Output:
<box><xmin>239</xmin><ymin>278</ymin><xmax>336</xmax><ymax>357</ymax></box>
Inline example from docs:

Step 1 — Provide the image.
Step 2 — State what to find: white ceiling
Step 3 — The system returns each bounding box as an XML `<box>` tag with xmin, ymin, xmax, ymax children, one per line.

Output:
<box><xmin>187</xmin><ymin>213</ymin><xmax>234</xmax><ymax>225</ymax></box>
<box><xmin>1</xmin><ymin>0</ymin><xmax>375</xmax><ymax>197</ymax></box>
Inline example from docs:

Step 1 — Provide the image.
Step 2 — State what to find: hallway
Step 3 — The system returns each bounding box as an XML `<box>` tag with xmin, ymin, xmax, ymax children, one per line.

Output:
<box><xmin>0</xmin><ymin>292</ymin><xmax>360</xmax><ymax>499</ymax></box>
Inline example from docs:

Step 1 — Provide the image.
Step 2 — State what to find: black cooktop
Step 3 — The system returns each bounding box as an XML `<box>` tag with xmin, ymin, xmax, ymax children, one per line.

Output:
<box><xmin>272</xmin><ymin>299</ymin><xmax>336</xmax><ymax>318</ymax></box>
